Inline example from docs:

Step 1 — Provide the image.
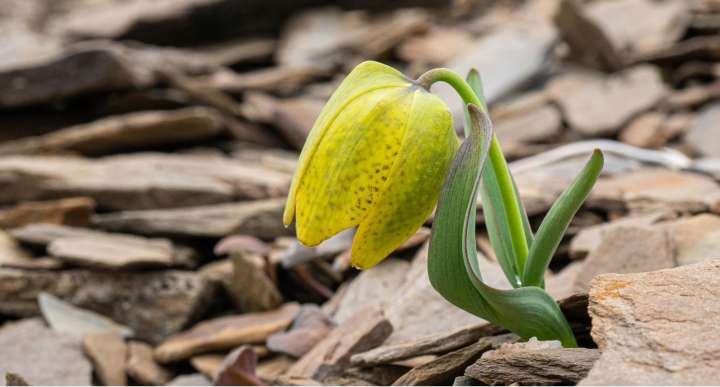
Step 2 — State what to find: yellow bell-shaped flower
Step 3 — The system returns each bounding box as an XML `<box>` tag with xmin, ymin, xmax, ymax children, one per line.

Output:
<box><xmin>284</xmin><ymin>61</ymin><xmax>459</xmax><ymax>269</ymax></box>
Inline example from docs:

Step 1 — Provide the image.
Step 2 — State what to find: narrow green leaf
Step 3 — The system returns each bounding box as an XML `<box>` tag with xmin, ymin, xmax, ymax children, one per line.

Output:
<box><xmin>429</xmin><ymin>104</ymin><xmax>577</xmax><ymax>348</ymax></box>
<box><xmin>466</xmin><ymin>69</ymin><xmax>532</xmax><ymax>287</ymax></box>
<box><xmin>523</xmin><ymin>150</ymin><xmax>604</xmax><ymax>287</ymax></box>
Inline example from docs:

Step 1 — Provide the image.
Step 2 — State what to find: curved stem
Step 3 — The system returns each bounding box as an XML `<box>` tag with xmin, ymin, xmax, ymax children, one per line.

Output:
<box><xmin>416</xmin><ymin>68</ymin><xmax>530</xmax><ymax>273</ymax></box>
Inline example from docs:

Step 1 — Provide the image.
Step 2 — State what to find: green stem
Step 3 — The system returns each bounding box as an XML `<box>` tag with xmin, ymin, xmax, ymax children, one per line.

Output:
<box><xmin>416</xmin><ymin>68</ymin><xmax>529</xmax><ymax>273</ymax></box>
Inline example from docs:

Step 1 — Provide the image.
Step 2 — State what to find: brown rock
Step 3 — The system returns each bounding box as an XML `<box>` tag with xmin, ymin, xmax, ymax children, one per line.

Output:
<box><xmin>0</xmin><ymin>197</ymin><xmax>95</xmax><ymax>228</ymax></box>
<box><xmin>93</xmin><ymin>198</ymin><xmax>288</xmax><ymax>239</ymax></box>
<box><xmin>126</xmin><ymin>341</ymin><xmax>173</xmax><ymax>386</ymax></box>
<box><xmin>662</xmin><ymin>82</ymin><xmax>720</xmax><ymax>110</ymax></box>
<box><xmin>582</xmin><ymin>260</ymin><xmax>720</xmax><ymax>385</ymax></box>
<box><xmin>686</xmin><ymin>103</ymin><xmax>720</xmax><ymax>157</ymax></box>
<box><xmin>276</xmin><ymin>7</ymin><xmax>428</xmax><ymax>68</ymax></box>
<box><xmin>0</xmin><ymin>230</ymin><xmax>38</xmax><ymax>269</ymax></box>
<box><xmin>0</xmin><ymin>45</ymin><xmax>152</xmax><ymax>108</ymax></box>
<box><xmin>572</xmin><ymin>226</ymin><xmax>675</xmax><ymax>293</ymax></box>
<box><xmin>590</xmin><ymin>168</ymin><xmax>720</xmax><ymax>214</ymax></box>
<box><xmin>569</xmin><ymin>212</ymin><xmax>666</xmax><ymax>259</ymax></box>
<box><xmin>351</xmin><ymin>323</ymin><xmax>502</xmax><ymax>367</ymax></box>
<box><xmin>241</xmin><ymin>93</ymin><xmax>324</xmax><ymax>149</ymax></box>
<box><xmin>332</xmin><ymin>258</ymin><xmax>410</xmax><ymax>324</ymax></box>
<box><xmin>660</xmin><ymin>214</ymin><xmax>720</xmax><ymax>266</ymax></box>
<box><xmin>547</xmin><ymin>66</ymin><xmax>666</xmax><ymax>136</ymax></box>
<box><xmin>494</xmin><ymin>104</ymin><xmax>563</xmax><ymax>157</ymax></box>
<box><xmin>190</xmin><ymin>354</ymin><xmax>224</xmax><ymax>379</ymax></box>
<box><xmin>0</xmin><ymin>107</ymin><xmax>224</xmax><ymax>156</ymax></box>
<box><xmin>285</xmin><ymin>305</ymin><xmax>393</xmax><ymax>380</ymax></box>
<box><xmin>383</xmin><ymin>249</ymin><xmax>506</xmax><ymax>344</ymax></box>
<box><xmin>257</xmin><ymin>356</ymin><xmax>294</xmax><ymax>383</ymax></box>
<box><xmin>209</xmin><ymin>66</ymin><xmax>331</xmax><ymax>96</ymax></box>
<box><xmin>155</xmin><ymin>303</ymin><xmax>299</xmax><ymax>363</ymax></box>
<box><xmin>5</xmin><ymin>372</ymin><xmax>30</xmax><ymax>386</ymax></box>
<box><xmin>508</xmin><ymin>153</ymin><xmax>643</xmax><ymax>219</ymax></box>
<box><xmin>273</xmin><ymin>375</ymin><xmax>322</xmax><ymax>386</ymax></box>
<box><xmin>12</xmin><ymin>224</ymin><xmax>188</xmax><ymax>270</ymax></box>
<box><xmin>267</xmin><ymin>304</ymin><xmax>335</xmax><ymax>358</ymax></box>
<box><xmin>214</xmin><ymin>346</ymin><xmax>264</xmax><ymax>386</ymax></box>
<box><xmin>618</xmin><ymin>112</ymin><xmax>666</xmax><ymax>148</ymax></box>
<box><xmin>230</xmin><ymin>252</ymin><xmax>283</xmax><ymax>312</ymax></box>
<box><xmin>397</xmin><ymin>27</ymin><xmax>473</xmax><ymax>65</ymax></box>
<box><xmin>47</xmin><ymin>235</ymin><xmax>178</xmax><ymax>270</ymax></box>
<box><xmin>0</xmin><ymin>153</ymin><xmax>290</xmax><ymax>210</ymax></box>
<box><xmin>215</xmin><ymin>235</ymin><xmax>270</xmax><ymax>257</ymax></box>
<box><xmin>467</xmin><ymin>340</ymin><xmax>599</xmax><ymax>385</ymax></box>
<box><xmin>556</xmin><ymin>0</ymin><xmax>689</xmax><ymax>70</ymax></box>
<box><xmin>393</xmin><ymin>335</ymin><xmax>517</xmax><ymax>386</ymax></box>
<box><xmin>83</xmin><ymin>331</ymin><xmax>128</xmax><ymax>386</ymax></box>
<box><xmin>437</xmin><ymin>18</ymin><xmax>556</xmax><ymax>123</ymax></box>
<box><xmin>0</xmin><ymin>318</ymin><xmax>92</xmax><ymax>385</ymax></box>
<box><xmin>0</xmin><ymin>268</ymin><xmax>214</xmax><ymax>343</ymax></box>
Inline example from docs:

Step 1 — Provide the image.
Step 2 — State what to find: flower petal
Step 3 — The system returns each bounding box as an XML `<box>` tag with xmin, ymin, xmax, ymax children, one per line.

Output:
<box><xmin>295</xmin><ymin>88</ymin><xmax>414</xmax><ymax>246</ymax></box>
<box><xmin>352</xmin><ymin>90</ymin><xmax>458</xmax><ymax>269</ymax></box>
<box><xmin>284</xmin><ymin>61</ymin><xmax>410</xmax><ymax>226</ymax></box>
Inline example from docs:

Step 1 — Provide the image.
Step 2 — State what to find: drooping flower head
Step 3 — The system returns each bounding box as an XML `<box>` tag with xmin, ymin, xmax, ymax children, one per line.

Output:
<box><xmin>284</xmin><ymin>61</ymin><xmax>459</xmax><ymax>269</ymax></box>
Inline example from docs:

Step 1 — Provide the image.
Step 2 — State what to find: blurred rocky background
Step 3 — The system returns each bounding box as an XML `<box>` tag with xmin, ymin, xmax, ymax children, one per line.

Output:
<box><xmin>1</xmin><ymin>0</ymin><xmax>720</xmax><ymax>385</ymax></box>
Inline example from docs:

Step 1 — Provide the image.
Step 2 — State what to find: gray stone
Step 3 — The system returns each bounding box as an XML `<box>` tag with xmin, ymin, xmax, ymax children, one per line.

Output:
<box><xmin>0</xmin><ymin>318</ymin><xmax>92</xmax><ymax>386</ymax></box>
<box><xmin>582</xmin><ymin>260</ymin><xmax>720</xmax><ymax>385</ymax></box>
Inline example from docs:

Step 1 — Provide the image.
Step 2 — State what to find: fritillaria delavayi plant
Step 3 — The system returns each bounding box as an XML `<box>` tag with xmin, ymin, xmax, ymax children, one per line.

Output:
<box><xmin>284</xmin><ymin>61</ymin><xmax>604</xmax><ymax>347</ymax></box>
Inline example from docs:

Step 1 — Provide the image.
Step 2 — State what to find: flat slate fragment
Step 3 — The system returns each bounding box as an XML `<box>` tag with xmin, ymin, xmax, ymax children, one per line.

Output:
<box><xmin>0</xmin><ymin>107</ymin><xmax>225</xmax><ymax>156</ymax></box>
<box><xmin>0</xmin><ymin>153</ymin><xmax>290</xmax><ymax>210</ymax></box>
<box><xmin>92</xmin><ymin>198</ymin><xmax>289</xmax><ymax>238</ymax></box>
<box><xmin>0</xmin><ymin>318</ymin><xmax>93</xmax><ymax>386</ymax></box>
<box><xmin>466</xmin><ymin>341</ymin><xmax>599</xmax><ymax>386</ymax></box>
<box><xmin>393</xmin><ymin>334</ymin><xmax>517</xmax><ymax>386</ymax></box>
<box><xmin>0</xmin><ymin>268</ymin><xmax>215</xmax><ymax>343</ymax></box>
<box><xmin>581</xmin><ymin>260</ymin><xmax>720</xmax><ymax>385</ymax></box>
<box><xmin>155</xmin><ymin>303</ymin><xmax>299</xmax><ymax>363</ymax></box>
<box><xmin>285</xmin><ymin>305</ymin><xmax>393</xmax><ymax>380</ymax></box>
